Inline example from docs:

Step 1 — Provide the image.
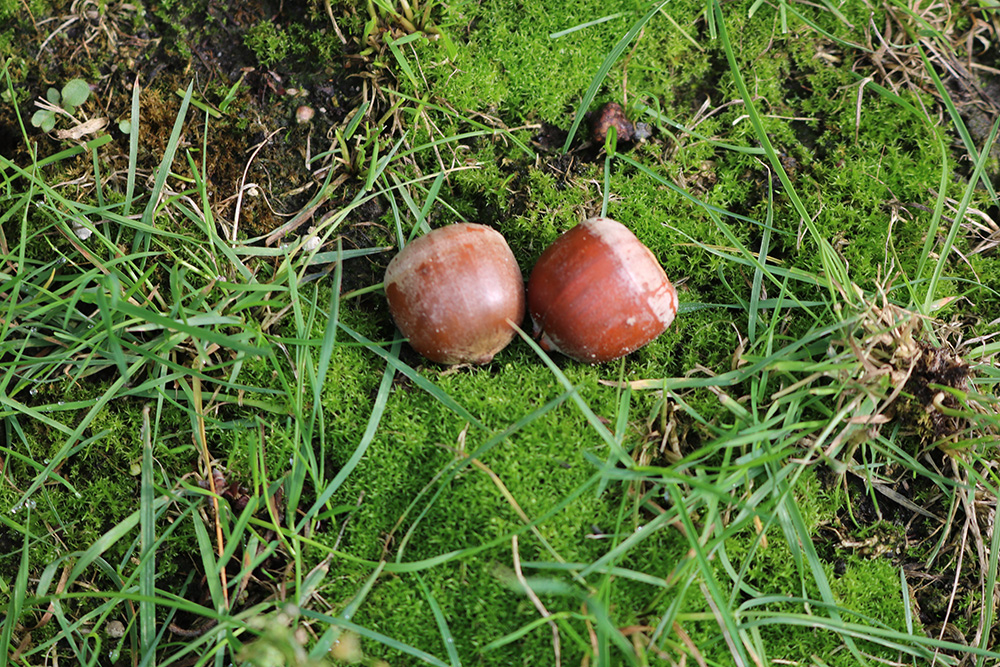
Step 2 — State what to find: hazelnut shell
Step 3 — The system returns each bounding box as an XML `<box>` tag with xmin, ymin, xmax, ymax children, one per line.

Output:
<box><xmin>527</xmin><ymin>217</ymin><xmax>677</xmax><ymax>363</ymax></box>
<box><xmin>385</xmin><ymin>223</ymin><xmax>525</xmax><ymax>365</ymax></box>
<box><xmin>590</xmin><ymin>102</ymin><xmax>651</xmax><ymax>144</ymax></box>
<box><xmin>591</xmin><ymin>102</ymin><xmax>633</xmax><ymax>143</ymax></box>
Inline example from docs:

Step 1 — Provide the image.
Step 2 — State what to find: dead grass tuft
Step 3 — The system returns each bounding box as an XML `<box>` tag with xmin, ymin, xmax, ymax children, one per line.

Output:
<box><xmin>856</xmin><ymin>0</ymin><xmax>1000</xmax><ymax>148</ymax></box>
<box><xmin>836</xmin><ymin>279</ymin><xmax>988</xmax><ymax>448</ymax></box>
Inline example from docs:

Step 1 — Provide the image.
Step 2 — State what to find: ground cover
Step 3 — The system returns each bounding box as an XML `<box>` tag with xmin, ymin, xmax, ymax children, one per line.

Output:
<box><xmin>1</xmin><ymin>0</ymin><xmax>999</xmax><ymax>665</ymax></box>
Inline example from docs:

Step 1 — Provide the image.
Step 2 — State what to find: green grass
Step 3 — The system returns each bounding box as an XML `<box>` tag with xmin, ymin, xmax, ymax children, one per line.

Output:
<box><xmin>2</xmin><ymin>0</ymin><xmax>1000</xmax><ymax>665</ymax></box>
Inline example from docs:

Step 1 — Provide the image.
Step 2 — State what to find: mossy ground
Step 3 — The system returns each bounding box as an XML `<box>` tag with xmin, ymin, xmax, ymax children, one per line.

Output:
<box><xmin>1</xmin><ymin>0</ymin><xmax>999</xmax><ymax>665</ymax></box>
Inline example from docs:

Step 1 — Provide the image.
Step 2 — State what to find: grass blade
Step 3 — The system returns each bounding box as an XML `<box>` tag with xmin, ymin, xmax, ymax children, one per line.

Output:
<box><xmin>0</xmin><ymin>506</ymin><xmax>31</xmax><ymax>667</ymax></box>
<box><xmin>416</xmin><ymin>573</ymin><xmax>462</xmax><ymax>667</ymax></box>
<box><xmin>139</xmin><ymin>406</ymin><xmax>156</xmax><ymax>663</ymax></box>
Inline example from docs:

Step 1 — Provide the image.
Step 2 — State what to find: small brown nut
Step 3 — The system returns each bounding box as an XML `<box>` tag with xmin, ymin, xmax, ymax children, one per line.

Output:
<box><xmin>591</xmin><ymin>102</ymin><xmax>632</xmax><ymax>143</ymax></box>
<box><xmin>527</xmin><ymin>217</ymin><xmax>677</xmax><ymax>363</ymax></box>
<box><xmin>384</xmin><ymin>223</ymin><xmax>525</xmax><ymax>365</ymax></box>
<box><xmin>590</xmin><ymin>102</ymin><xmax>651</xmax><ymax>144</ymax></box>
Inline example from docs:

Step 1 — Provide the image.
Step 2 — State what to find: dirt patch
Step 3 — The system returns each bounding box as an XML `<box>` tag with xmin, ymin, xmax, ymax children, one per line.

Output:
<box><xmin>16</xmin><ymin>0</ymin><xmax>372</xmax><ymax>242</ymax></box>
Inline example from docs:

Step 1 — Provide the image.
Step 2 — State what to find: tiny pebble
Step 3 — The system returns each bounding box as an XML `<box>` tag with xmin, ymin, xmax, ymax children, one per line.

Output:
<box><xmin>296</xmin><ymin>105</ymin><xmax>315</xmax><ymax>124</ymax></box>
<box><xmin>106</xmin><ymin>621</ymin><xmax>125</xmax><ymax>638</ymax></box>
<box><xmin>71</xmin><ymin>221</ymin><xmax>92</xmax><ymax>241</ymax></box>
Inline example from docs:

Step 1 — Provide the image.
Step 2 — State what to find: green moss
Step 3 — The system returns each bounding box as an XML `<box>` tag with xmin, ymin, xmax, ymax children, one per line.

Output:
<box><xmin>244</xmin><ymin>23</ymin><xmax>299</xmax><ymax>67</ymax></box>
<box><xmin>434</xmin><ymin>0</ymin><xmax>712</xmax><ymax>125</ymax></box>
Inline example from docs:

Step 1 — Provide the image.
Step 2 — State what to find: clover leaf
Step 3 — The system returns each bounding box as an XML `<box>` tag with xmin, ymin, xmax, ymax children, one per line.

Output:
<box><xmin>30</xmin><ymin>78</ymin><xmax>91</xmax><ymax>133</ymax></box>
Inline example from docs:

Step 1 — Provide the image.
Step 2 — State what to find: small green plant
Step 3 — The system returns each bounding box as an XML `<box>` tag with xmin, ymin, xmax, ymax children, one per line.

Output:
<box><xmin>30</xmin><ymin>78</ymin><xmax>91</xmax><ymax>133</ymax></box>
<box><xmin>244</xmin><ymin>22</ymin><xmax>294</xmax><ymax>67</ymax></box>
<box><xmin>363</xmin><ymin>0</ymin><xmax>457</xmax><ymax>59</ymax></box>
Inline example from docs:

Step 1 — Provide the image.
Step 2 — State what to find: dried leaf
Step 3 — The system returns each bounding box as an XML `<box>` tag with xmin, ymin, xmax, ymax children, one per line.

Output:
<box><xmin>54</xmin><ymin>117</ymin><xmax>108</xmax><ymax>140</ymax></box>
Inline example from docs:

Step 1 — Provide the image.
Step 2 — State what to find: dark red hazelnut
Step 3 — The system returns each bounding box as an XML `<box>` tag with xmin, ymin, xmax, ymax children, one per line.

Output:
<box><xmin>527</xmin><ymin>217</ymin><xmax>677</xmax><ymax>363</ymax></box>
